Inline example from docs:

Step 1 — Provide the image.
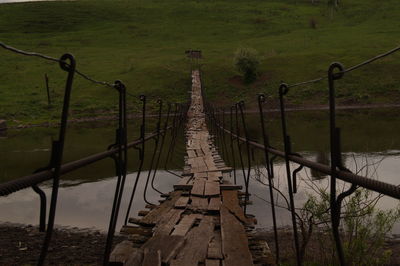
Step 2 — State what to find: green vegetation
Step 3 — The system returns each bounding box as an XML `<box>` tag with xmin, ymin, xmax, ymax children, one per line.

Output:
<box><xmin>234</xmin><ymin>47</ymin><xmax>260</xmax><ymax>83</ymax></box>
<box><xmin>0</xmin><ymin>0</ymin><xmax>400</xmax><ymax>124</ymax></box>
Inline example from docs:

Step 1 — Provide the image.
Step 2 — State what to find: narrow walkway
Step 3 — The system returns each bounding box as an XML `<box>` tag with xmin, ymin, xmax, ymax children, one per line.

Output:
<box><xmin>110</xmin><ymin>70</ymin><xmax>272</xmax><ymax>266</ymax></box>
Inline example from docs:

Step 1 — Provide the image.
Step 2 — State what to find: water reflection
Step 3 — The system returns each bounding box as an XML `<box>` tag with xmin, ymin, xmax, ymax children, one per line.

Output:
<box><xmin>0</xmin><ymin>170</ymin><xmax>180</xmax><ymax>230</ymax></box>
<box><xmin>1</xmin><ymin>109</ymin><xmax>400</xmax><ymax>231</ymax></box>
<box><xmin>310</xmin><ymin>151</ymin><xmax>329</xmax><ymax>180</ymax></box>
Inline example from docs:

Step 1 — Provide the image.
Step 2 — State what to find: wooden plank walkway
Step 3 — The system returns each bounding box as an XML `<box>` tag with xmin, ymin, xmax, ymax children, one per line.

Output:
<box><xmin>110</xmin><ymin>70</ymin><xmax>274</xmax><ymax>266</ymax></box>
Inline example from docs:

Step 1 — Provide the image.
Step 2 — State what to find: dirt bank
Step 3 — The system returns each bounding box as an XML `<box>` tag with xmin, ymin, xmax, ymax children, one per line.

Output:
<box><xmin>0</xmin><ymin>223</ymin><xmax>125</xmax><ymax>265</ymax></box>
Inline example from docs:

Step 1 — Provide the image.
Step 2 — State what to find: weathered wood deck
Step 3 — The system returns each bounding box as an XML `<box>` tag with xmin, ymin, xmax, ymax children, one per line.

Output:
<box><xmin>110</xmin><ymin>70</ymin><xmax>273</xmax><ymax>266</ymax></box>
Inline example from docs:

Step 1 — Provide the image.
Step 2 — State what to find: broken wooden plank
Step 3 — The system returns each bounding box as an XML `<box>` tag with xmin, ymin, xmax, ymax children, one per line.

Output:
<box><xmin>170</xmin><ymin>216</ymin><xmax>215</xmax><ymax>266</ymax></box>
<box><xmin>174</xmin><ymin>196</ymin><xmax>189</xmax><ymax>209</ymax></box>
<box><xmin>154</xmin><ymin>208</ymin><xmax>184</xmax><ymax>236</ymax></box>
<box><xmin>191</xmin><ymin>179</ymin><xmax>205</xmax><ymax>196</ymax></box>
<box><xmin>204</xmin><ymin>181</ymin><xmax>220</xmax><ymax>197</ymax></box>
<box><xmin>133</xmin><ymin>191</ymin><xmax>181</xmax><ymax>226</ymax></box>
<box><xmin>220</xmin><ymin>206</ymin><xmax>253</xmax><ymax>266</ymax></box>
<box><xmin>172</xmin><ymin>214</ymin><xmax>201</xmax><ymax>236</ymax></box>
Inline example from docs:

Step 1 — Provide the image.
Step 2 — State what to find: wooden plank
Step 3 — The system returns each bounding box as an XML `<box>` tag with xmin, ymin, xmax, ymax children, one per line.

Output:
<box><xmin>120</xmin><ymin>225</ymin><xmax>152</xmax><ymax>236</ymax></box>
<box><xmin>138</xmin><ymin>210</ymin><xmax>149</xmax><ymax>216</ymax></box>
<box><xmin>221</xmin><ymin>190</ymin><xmax>249</xmax><ymax>224</ymax></box>
<box><xmin>222</xmin><ymin>172</ymin><xmax>231</xmax><ymax>181</ymax></box>
<box><xmin>194</xmin><ymin>172</ymin><xmax>208</xmax><ymax>178</ymax></box>
<box><xmin>191</xmin><ymin>179</ymin><xmax>205</xmax><ymax>196</ymax></box>
<box><xmin>208</xmin><ymin>197</ymin><xmax>221</xmax><ymax>212</ymax></box>
<box><xmin>204</xmin><ymin>181</ymin><xmax>220</xmax><ymax>197</ymax></box>
<box><xmin>187</xmin><ymin>150</ymin><xmax>197</xmax><ymax>158</ymax></box>
<box><xmin>208</xmin><ymin>230</ymin><xmax>223</xmax><ymax>259</ymax></box>
<box><xmin>109</xmin><ymin>240</ymin><xmax>138</xmax><ymax>265</ymax></box>
<box><xmin>220</xmin><ymin>206</ymin><xmax>253</xmax><ymax>266</ymax></box>
<box><xmin>142</xmin><ymin>249</ymin><xmax>161</xmax><ymax>266</ymax></box>
<box><xmin>208</xmin><ymin>171</ymin><xmax>222</xmax><ymax>182</ymax></box>
<box><xmin>174</xmin><ymin>196</ymin><xmax>189</xmax><ymax>209</ymax></box>
<box><xmin>220</xmin><ymin>184</ymin><xmax>243</xmax><ymax>190</ymax></box>
<box><xmin>170</xmin><ymin>216</ymin><xmax>215</xmax><ymax>266</ymax></box>
<box><xmin>190</xmin><ymin>196</ymin><xmax>208</xmax><ymax>210</ymax></box>
<box><xmin>124</xmin><ymin>249</ymin><xmax>143</xmax><ymax>266</ymax></box>
<box><xmin>206</xmin><ymin>259</ymin><xmax>221</xmax><ymax>266</ymax></box>
<box><xmin>174</xmin><ymin>177</ymin><xmax>192</xmax><ymax>190</ymax></box>
<box><xmin>172</xmin><ymin>214</ymin><xmax>201</xmax><ymax>236</ymax></box>
<box><xmin>141</xmin><ymin>235</ymin><xmax>185</xmax><ymax>264</ymax></box>
<box><xmin>208</xmin><ymin>167</ymin><xmax>233</xmax><ymax>173</ymax></box>
<box><xmin>154</xmin><ymin>208</ymin><xmax>184</xmax><ymax>236</ymax></box>
<box><xmin>136</xmin><ymin>191</ymin><xmax>181</xmax><ymax>225</ymax></box>
<box><xmin>172</xmin><ymin>184</ymin><xmax>242</xmax><ymax>191</ymax></box>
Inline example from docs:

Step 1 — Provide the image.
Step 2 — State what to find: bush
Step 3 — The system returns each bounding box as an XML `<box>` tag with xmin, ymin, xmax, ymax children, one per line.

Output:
<box><xmin>233</xmin><ymin>48</ymin><xmax>260</xmax><ymax>83</ymax></box>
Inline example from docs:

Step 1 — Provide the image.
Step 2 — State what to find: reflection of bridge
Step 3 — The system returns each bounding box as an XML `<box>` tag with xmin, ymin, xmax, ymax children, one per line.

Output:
<box><xmin>0</xmin><ymin>42</ymin><xmax>400</xmax><ymax>265</ymax></box>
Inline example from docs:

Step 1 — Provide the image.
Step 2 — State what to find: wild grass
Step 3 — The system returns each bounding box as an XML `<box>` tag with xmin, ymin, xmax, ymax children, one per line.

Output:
<box><xmin>0</xmin><ymin>0</ymin><xmax>399</xmax><ymax>124</ymax></box>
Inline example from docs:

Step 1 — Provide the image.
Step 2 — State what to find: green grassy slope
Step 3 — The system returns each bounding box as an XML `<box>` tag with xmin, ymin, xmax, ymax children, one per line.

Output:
<box><xmin>0</xmin><ymin>0</ymin><xmax>399</xmax><ymax>124</ymax></box>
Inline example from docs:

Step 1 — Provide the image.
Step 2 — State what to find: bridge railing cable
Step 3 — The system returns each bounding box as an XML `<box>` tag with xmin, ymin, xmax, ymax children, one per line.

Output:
<box><xmin>202</xmin><ymin>44</ymin><xmax>400</xmax><ymax>266</ymax></box>
<box><xmin>0</xmin><ymin>42</ymin><xmax>186</xmax><ymax>266</ymax></box>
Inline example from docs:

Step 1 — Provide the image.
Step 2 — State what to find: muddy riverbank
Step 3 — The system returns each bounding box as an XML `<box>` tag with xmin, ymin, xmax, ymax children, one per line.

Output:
<box><xmin>0</xmin><ymin>223</ymin><xmax>125</xmax><ymax>265</ymax></box>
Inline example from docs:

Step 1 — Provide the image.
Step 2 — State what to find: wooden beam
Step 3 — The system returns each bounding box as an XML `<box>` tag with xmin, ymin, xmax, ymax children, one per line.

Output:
<box><xmin>170</xmin><ymin>216</ymin><xmax>215</xmax><ymax>266</ymax></box>
<box><xmin>204</xmin><ymin>181</ymin><xmax>220</xmax><ymax>197</ymax></box>
<box><xmin>220</xmin><ymin>206</ymin><xmax>253</xmax><ymax>266</ymax></box>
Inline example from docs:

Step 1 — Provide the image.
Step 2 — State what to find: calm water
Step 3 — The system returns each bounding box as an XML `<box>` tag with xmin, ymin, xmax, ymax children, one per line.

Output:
<box><xmin>0</xmin><ymin>108</ymin><xmax>399</xmax><ymax>232</ymax></box>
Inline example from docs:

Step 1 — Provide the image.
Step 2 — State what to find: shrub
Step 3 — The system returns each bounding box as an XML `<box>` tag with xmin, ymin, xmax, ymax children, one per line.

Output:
<box><xmin>233</xmin><ymin>48</ymin><xmax>260</xmax><ymax>83</ymax></box>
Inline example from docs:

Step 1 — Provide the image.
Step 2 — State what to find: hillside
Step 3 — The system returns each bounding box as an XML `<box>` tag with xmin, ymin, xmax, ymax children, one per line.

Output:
<box><xmin>0</xmin><ymin>0</ymin><xmax>399</xmax><ymax>124</ymax></box>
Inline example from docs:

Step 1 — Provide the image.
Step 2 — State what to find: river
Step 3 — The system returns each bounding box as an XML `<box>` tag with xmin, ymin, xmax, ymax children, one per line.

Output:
<box><xmin>0</xmin><ymin>108</ymin><xmax>399</xmax><ymax>233</ymax></box>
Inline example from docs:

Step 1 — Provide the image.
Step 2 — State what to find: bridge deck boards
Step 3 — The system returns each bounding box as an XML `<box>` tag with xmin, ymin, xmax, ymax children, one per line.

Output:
<box><xmin>111</xmin><ymin>69</ymin><xmax>266</xmax><ymax>266</ymax></box>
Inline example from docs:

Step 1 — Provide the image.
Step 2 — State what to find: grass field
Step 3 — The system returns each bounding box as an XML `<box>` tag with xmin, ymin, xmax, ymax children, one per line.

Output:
<box><xmin>0</xmin><ymin>0</ymin><xmax>400</xmax><ymax>124</ymax></box>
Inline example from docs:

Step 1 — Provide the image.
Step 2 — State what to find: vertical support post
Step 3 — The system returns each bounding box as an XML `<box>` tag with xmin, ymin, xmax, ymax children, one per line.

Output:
<box><xmin>150</xmin><ymin>103</ymin><xmax>172</xmax><ymax>194</ymax></box>
<box><xmin>104</xmin><ymin>80</ymin><xmax>127</xmax><ymax>265</ymax></box>
<box><xmin>230</xmin><ymin>106</ymin><xmax>237</xmax><ymax>184</ymax></box>
<box><xmin>234</xmin><ymin>103</ymin><xmax>247</xmax><ymax>205</ymax></box>
<box><xmin>32</xmin><ymin>184</ymin><xmax>46</xmax><ymax>232</ymax></box>
<box><xmin>238</xmin><ymin>101</ymin><xmax>251</xmax><ymax>215</ymax></box>
<box><xmin>143</xmin><ymin>99</ymin><xmax>163</xmax><ymax>204</ymax></box>
<box><xmin>328</xmin><ymin>62</ymin><xmax>348</xmax><ymax>266</ymax></box>
<box><xmin>278</xmin><ymin>83</ymin><xmax>301</xmax><ymax>266</ymax></box>
<box><xmin>258</xmin><ymin>94</ymin><xmax>280</xmax><ymax>264</ymax></box>
<box><xmin>38</xmin><ymin>54</ymin><xmax>76</xmax><ymax>266</ymax></box>
<box><xmin>124</xmin><ymin>95</ymin><xmax>146</xmax><ymax>225</ymax></box>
